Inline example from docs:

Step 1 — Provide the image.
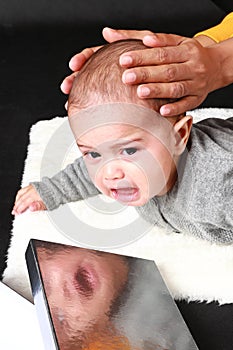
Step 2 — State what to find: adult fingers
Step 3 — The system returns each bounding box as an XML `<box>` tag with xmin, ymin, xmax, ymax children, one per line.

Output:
<box><xmin>102</xmin><ymin>28</ymin><xmax>186</xmax><ymax>46</ymax></box>
<box><xmin>120</xmin><ymin>43</ymin><xmax>191</xmax><ymax>68</ymax></box>
<box><xmin>159</xmin><ymin>95</ymin><xmax>207</xmax><ymax>117</ymax></box>
<box><xmin>142</xmin><ymin>33</ymin><xmax>186</xmax><ymax>47</ymax></box>
<box><xmin>61</xmin><ymin>46</ymin><xmax>102</xmax><ymax>95</ymax></box>
<box><xmin>60</xmin><ymin>72</ymin><xmax>78</xmax><ymax>95</ymax></box>
<box><xmin>135</xmin><ymin>79</ymin><xmax>207</xmax><ymax>115</ymax></box>
<box><xmin>102</xmin><ymin>27</ymin><xmax>154</xmax><ymax>43</ymax></box>
<box><xmin>136</xmin><ymin>81</ymin><xmax>188</xmax><ymax>100</ymax></box>
<box><xmin>122</xmin><ymin>62</ymin><xmax>192</xmax><ymax>85</ymax></box>
<box><xmin>69</xmin><ymin>46</ymin><xmax>101</xmax><ymax>71</ymax></box>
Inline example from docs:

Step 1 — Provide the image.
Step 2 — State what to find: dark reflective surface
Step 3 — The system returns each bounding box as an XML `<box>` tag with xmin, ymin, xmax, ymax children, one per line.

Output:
<box><xmin>27</xmin><ymin>239</ymin><xmax>198</xmax><ymax>350</ymax></box>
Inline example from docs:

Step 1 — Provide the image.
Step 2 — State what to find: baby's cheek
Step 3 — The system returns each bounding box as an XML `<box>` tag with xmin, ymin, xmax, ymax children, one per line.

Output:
<box><xmin>138</xmin><ymin>158</ymin><xmax>168</xmax><ymax>197</ymax></box>
<box><xmin>85</xmin><ymin>163</ymin><xmax>100</xmax><ymax>185</ymax></box>
<box><xmin>88</xmin><ymin>167</ymin><xmax>107</xmax><ymax>194</ymax></box>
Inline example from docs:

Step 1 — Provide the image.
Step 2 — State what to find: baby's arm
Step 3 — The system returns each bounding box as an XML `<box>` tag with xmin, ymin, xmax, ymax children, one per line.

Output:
<box><xmin>12</xmin><ymin>157</ymin><xmax>100</xmax><ymax>215</ymax></box>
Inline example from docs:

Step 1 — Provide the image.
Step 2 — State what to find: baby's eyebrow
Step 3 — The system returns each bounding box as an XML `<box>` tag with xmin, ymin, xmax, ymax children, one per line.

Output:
<box><xmin>109</xmin><ymin>138</ymin><xmax>144</xmax><ymax>150</ymax></box>
<box><xmin>76</xmin><ymin>143</ymin><xmax>92</xmax><ymax>149</ymax></box>
<box><xmin>77</xmin><ymin>137</ymin><xmax>146</xmax><ymax>153</ymax></box>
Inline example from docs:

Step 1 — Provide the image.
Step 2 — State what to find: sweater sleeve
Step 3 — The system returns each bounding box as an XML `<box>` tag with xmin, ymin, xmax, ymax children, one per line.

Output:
<box><xmin>31</xmin><ymin>157</ymin><xmax>100</xmax><ymax>210</ymax></box>
<box><xmin>194</xmin><ymin>12</ymin><xmax>233</xmax><ymax>43</ymax></box>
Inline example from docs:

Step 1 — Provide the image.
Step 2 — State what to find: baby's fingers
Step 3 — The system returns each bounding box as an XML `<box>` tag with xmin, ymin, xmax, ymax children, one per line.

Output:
<box><xmin>12</xmin><ymin>195</ymin><xmax>34</xmax><ymax>215</ymax></box>
<box><xmin>29</xmin><ymin>201</ymin><xmax>47</xmax><ymax>212</ymax></box>
<box><xmin>15</xmin><ymin>185</ymin><xmax>32</xmax><ymax>203</ymax></box>
<box><xmin>12</xmin><ymin>185</ymin><xmax>44</xmax><ymax>215</ymax></box>
<box><xmin>12</xmin><ymin>198</ymin><xmax>46</xmax><ymax>215</ymax></box>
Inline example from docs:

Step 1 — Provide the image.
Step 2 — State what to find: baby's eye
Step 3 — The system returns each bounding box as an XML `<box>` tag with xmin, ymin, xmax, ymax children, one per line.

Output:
<box><xmin>85</xmin><ymin>151</ymin><xmax>101</xmax><ymax>159</ymax></box>
<box><xmin>122</xmin><ymin>147</ymin><xmax>137</xmax><ymax>156</ymax></box>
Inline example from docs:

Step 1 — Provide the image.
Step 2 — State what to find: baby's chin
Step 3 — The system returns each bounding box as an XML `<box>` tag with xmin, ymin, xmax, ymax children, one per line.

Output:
<box><xmin>125</xmin><ymin>196</ymin><xmax>152</xmax><ymax>207</ymax></box>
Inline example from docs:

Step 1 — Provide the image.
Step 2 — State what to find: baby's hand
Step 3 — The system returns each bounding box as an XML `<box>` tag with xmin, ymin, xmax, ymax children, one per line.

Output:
<box><xmin>11</xmin><ymin>184</ymin><xmax>47</xmax><ymax>215</ymax></box>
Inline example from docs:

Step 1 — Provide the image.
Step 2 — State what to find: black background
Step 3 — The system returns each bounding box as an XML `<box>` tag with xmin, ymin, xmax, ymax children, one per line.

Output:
<box><xmin>0</xmin><ymin>1</ymin><xmax>233</xmax><ymax>349</ymax></box>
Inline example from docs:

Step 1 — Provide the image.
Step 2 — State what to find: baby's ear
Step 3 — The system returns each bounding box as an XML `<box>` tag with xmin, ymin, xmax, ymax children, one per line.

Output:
<box><xmin>173</xmin><ymin>115</ymin><xmax>193</xmax><ymax>155</ymax></box>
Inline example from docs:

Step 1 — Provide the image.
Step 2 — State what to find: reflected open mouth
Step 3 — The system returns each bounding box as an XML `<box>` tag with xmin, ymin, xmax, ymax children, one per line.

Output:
<box><xmin>73</xmin><ymin>265</ymin><xmax>99</xmax><ymax>297</ymax></box>
<box><xmin>111</xmin><ymin>188</ymin><xmax>139</xmax><ymax>202</ymax></box>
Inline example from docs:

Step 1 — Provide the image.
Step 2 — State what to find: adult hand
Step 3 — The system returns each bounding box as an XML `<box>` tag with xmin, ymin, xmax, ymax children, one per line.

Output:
<box><xmin>119</xmin><ymin>32</ymin><xmax>219</xmax><ymax>116</ymax></box>
<box><xmin>61</xmin><ymin>45</ymin><xmax>101</xmax><ymax>94</ymax></box>
<box><xmin>60</xmin><ymin>27</ymin><xmax>152</xmax><ymax>94</ymax></box>
<box><xmin>61</xmin><ymin>28</ymin><xmax>220</xmax><ymax>116</ymax></box>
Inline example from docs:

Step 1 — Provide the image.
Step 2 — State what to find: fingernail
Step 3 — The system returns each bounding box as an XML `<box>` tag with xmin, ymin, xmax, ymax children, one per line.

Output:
<box><xmin>104</xmin><ymin>27</ymin><xmax>115</xmax><ymax>32</ymax></box>
<box><xmin>120</xmin><ymin>55</ymin><xmax>133</xmax><ymax>66</ymax></box>
<box><xmin>160</xmin><ymin>105</ymin><xmax>171</xmax><ymax>116</ymax></box>
<box><xmin>122</xmin><ymin>72</ymin><xmax>136</xmax><ymax>83</ymax></box>
<box><xmin>138</xmin><ymin>86</ymin><xmax>150</xmax><ymax>97</ymax></box>
<box><xmin>145</xmin><ymin>34</ymin><xmax>157</xmax><ymax>40</ymax></box>
<box><xmin>103</xmin><ymin>27</ymin><xmax>125</xmax><ymax>38</ymax></box>
<box><xmin>69</xmin><ymin>56</ymin><xmax>76</xmax><ymax>65</ymax></box>
<box><xmin>143</xmin><ymin>34</ymin><xmax>158</xmax><ymax>45</ymax></box>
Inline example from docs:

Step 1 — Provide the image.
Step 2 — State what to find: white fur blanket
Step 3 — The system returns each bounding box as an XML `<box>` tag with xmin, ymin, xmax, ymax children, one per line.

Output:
<box><xmin>3</xmin><ymin>108</ymin><xmax>233</xmax><ymax>304</ymax></box>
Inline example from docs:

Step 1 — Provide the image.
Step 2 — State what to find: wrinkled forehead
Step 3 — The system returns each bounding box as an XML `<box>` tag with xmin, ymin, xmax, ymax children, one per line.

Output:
<box><xmin>69</xmin><ymin>103</ymin><xmax>172</xmax><ymax>140</ymax></box>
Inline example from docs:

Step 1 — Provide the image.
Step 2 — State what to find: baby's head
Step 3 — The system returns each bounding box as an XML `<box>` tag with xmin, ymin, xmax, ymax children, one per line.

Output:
<box><xmin>68</xmin><ymin>39</ymin><xmax>177</xmax><ymax>113</ymax></box>
<box><xmin>68</xmin><ymin>40</ymin><xmax>192</xmax><ymax>206</ymax></box>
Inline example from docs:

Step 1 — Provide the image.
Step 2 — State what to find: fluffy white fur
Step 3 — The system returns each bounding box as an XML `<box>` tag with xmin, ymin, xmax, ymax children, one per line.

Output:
<box><xmin>3</xmin><ymin>108</ymin><xmax>233</xmax><ymax>304</ymax></box>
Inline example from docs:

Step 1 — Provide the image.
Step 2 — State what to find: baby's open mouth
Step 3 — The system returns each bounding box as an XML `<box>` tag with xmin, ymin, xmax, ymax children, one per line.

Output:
<box><xmin>110</xmin><ymin>188</ymin><xmax>139</xmax><ymax>202</ymax></box>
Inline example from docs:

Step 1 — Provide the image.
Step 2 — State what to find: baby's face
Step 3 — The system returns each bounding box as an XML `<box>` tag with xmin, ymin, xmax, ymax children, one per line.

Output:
<box><xmin>77</xmin><ymin>122</ymin><xmax>177</xmax><ymax>206</ymax></box>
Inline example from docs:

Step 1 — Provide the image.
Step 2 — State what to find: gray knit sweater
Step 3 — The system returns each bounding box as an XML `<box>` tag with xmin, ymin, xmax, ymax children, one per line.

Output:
<box><xmin>32</xmin><ymin>117</ymin><xmax>233</xmax><ymax>244</ymax></box>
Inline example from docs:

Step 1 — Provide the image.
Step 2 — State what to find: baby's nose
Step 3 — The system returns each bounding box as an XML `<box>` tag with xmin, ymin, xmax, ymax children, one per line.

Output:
<box><xmin>103</xmin><ymin>161</ymin><xmax>125</xmax><ymax>181</ymax></box>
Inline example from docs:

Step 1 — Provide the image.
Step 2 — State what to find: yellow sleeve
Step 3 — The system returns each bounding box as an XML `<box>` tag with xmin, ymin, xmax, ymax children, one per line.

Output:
<box><xmin>194</xmin><ymin>12</ymin><xmax>233</xmax><ymax>43</ymax></box>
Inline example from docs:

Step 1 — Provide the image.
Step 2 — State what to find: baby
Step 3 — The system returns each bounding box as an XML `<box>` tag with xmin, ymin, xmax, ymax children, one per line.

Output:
<box><xmin>12</xmin><ymin>39</ymin><xmax>233</xmax><ymax>244</ymax></box>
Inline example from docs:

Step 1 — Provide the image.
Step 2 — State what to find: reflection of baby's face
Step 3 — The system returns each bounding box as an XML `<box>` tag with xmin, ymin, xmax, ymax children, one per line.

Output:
<box><xmin>78</xmin><ymin>123</ymin><xmax>177</xmax><ymax>206</ymax></box>
<box><xmin>37</xmin><ymin>247</ymin><xmax>129</xmax><ymax>348</ymax></box>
